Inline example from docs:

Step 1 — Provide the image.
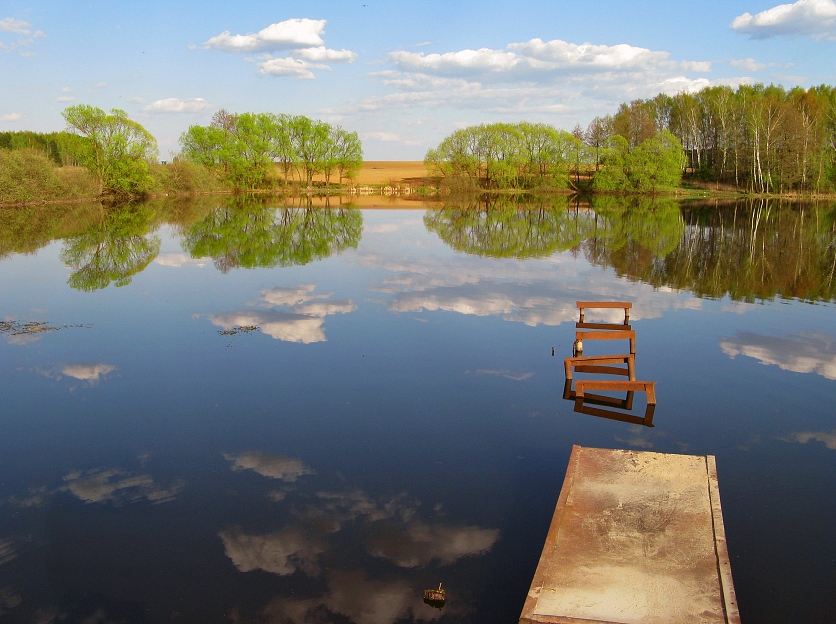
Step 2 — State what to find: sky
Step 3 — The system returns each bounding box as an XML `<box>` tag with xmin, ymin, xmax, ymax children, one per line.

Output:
<box><xmin>1</xmin><ymin>0</ymin><xmax>835</xmax><ymax>159</ymax></box>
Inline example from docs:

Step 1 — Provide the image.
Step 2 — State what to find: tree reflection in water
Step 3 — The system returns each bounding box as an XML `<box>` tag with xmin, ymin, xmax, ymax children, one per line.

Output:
<box><xmin>181</xmin><ymin>195</ymin><xmax>363</xmax><ymax>273</ymax></box>
<box><xmin>425</xmin><ymin>195</ymin><xmax>836</xmax><ymax>303</ymax></box>
<box><xmin>59</xmin><ymin>203</ymin><xmax>161</xmax><ymax>292</ymax></box>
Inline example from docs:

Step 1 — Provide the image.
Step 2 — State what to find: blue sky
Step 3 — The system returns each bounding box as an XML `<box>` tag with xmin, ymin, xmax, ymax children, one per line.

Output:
<box><xmin>1</xmin><ymin>0</ymin><xmax>835</xmax><ymax>159</ymax></box>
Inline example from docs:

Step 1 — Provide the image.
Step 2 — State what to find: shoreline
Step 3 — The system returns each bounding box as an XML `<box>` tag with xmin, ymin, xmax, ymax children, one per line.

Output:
<box><xmin>3</xmin><ymin>160</ymin><xmax>836</xmax><ymax>208</ymax></box>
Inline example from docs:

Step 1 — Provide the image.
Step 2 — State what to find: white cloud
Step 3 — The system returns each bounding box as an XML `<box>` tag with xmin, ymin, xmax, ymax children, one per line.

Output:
<box><xmin>143</xmin><ymin>97</ymin><xmax>213</xmax><ymax>113</ymax></box>
<box><xmin>0</xmin><ymin>17</ymin><xmax>35</xmax><ymax>35</ymax></box>
<box><xmin>55</xmin><ymin>96</ymin><xmax>76</xmax><ymax>102</ymax></box>
<box><xmin>389</xmin><ymin>38</ymin><xmax>691</xmax><ymax>79</ymax></box>
<box><xmin>720</xmin><ymin>332</ymin><xmax>836</xmax><ymax>379</ymax></box>
<box><xmin>93</xmin><ymin>81</ymin><xmax>108</xmax><ymax>89</ymax></box>
<box><xmin>293</xmin><ymin>45</ymin><xmax>357</xmax><ymax>63</ymax></box>
<box><xmin>681</xmin><ymin>61</ymin><xmax>712</xmax><ymax>72</ymax></box>
<box><xmin>224</xmin><ymin>451</ymin><xmax>315</xmax><ymax>481</ymax></box>
<box><xmin>256</xmin><ymin>55</ymin><xmax>323</xmax><ymax>79</ymax></box>
<box><xmin>732</xmin><ymin>0</ymin><xmax>836</xmax><ymax>39</ymax></box>
<box><xmin>206</xmin><ymin>19</ymin><xmax>356</xmax><ymax>79</ymax></box>
<box><xmin>60</xmin><ymin>86</ymin><xmax>71</xmax><ymax>93</ymax></box>
<box><xmin>731</xmin><ymin>57</ymin><xmax>768</xmax><ymax>71</ymax></box>
<box><xmin>355</xmin><ymin>37</ymin><xmax>728</xmax><ymax>126</ymax></box>
<box><xmin>363</xmin><ymin>131</ymin><xmax>402</xmax><ymax>142</ymax></box>
<box><xmin>0</xmin><ymin>17</ymin><xmax>44</xmax><ymax>55</ymax></box>
<box><xmin>0</xmin><ymin>112</ymin><xmax>21</xmax><ymax>121</ymax></box>
<box><xmin>205</xmin><ymin>18</ymin><xmax>326</xmax><ymax>52</ymax></box>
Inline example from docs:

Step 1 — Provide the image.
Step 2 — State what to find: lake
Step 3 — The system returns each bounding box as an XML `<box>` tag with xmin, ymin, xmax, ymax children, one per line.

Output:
<box><xmin>1</xmin><ymin>194</ymin><xmax>834</xmax><ymax>623</ymax></box>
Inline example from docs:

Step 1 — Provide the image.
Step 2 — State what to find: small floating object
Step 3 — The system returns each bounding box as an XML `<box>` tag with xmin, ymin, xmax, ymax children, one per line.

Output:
<box><xmin>423</xmin><ymin>583</ymin><xmax>445</xmax><ymax>608</ymax></box>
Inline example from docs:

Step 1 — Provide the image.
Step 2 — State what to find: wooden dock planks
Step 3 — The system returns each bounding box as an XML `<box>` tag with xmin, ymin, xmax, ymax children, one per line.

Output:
<box><xmin>520</xmin><ymin>446</ymin><xmax>740</xmax><ymax>624</ymax></box>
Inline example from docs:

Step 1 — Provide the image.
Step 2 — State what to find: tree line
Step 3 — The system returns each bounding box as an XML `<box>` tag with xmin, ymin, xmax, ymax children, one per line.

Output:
<box><xmin>424</xmin><ymin>122</ymin><xmax>685</xmax><ymax>193</ymax></box>
<box><xmin>0</xmin><ymin>105</ymin><xmax>363</xmax><ymax>201</ymax></box>
<box><xmin>426</xmin><ymin>83</ymin><xmax>836</xmax><ymax>195</ymax></box>
<box><xmin>179</xmin><ymin>110</ymin><xmax>362</xmax><ymax>191</ymax></box>
<box><xmin>588</xmin><ymin>84</ymin><xmax>836</xmax><ymax>194</ymax></box>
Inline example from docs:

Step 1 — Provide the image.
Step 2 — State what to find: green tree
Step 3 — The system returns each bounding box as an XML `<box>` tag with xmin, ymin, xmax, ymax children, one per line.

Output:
<box><xmin>61</xmin><ymin>105</ymin><xmax>158</xmax><ymax>196</ymax></box>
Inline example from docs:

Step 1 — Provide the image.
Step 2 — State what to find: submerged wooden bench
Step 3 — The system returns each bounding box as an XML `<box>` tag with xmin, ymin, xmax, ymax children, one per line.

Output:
<box><xmin>564</xmin><ymin>354</ymin><xmax>635</xmax><ymax>380</ymax></box>
<box><xmin>520</xmin><ymin>446</ymin><xmax>740</xmax><ymax>624</ymax></box>
<box><xmin>576</xmin><ymin>301</ymin><xmax>632</xmax><ymax>329</ymax></box>
<box><xmin>575</xmin><ymin>329</ymin><xmax>636</xmax><ymax>354</ymax></box>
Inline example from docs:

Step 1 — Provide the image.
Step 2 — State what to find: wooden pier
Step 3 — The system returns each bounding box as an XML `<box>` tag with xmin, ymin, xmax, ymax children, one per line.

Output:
<box><xmin>520</xmin><ymin>446</ymin><xmax>739</xmax><ymax>624</ymax></box>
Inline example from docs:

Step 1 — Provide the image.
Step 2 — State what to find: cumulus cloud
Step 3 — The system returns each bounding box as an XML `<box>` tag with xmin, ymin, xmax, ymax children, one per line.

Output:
<box><xmin>731</xmin><ymin>57</ymin><xmax>768</xmax><ymax>72</ymax></box>
<box><xmin>205</xmin><ymin>18</ymin><xmax>326</xmax><ymax>53</ymax></box>
<box><xmin>293</xmin><ymin>46</ymin><xmax>356</xmax><ymax>63</ymax></box>
<box><xmin>62</xmin><ymin>468</ymin><xmax>183</xmax><ymax>504</ymax></box>
<box><xmin>224</xmin><ymin>451</ymin><xmax>314</xmax><ymax>481</ymax></box>
<box><xmin>366</xmin><ymin>520</ymin><xmax>499</xmax><ymax>567</ymax></box>
<box><xmin>0</xmin><ymin>113</ymin><xmax>21</xmax><ymax>122</ymax></box>
<box><xmin>205</xmin><ymin>18</ymin><xmax>355</xmax><ymax>79</ymax></box>
<box><xmin>720</xmin><ymin>332</ymin><xmax>836</xmax><ymax>379</ymax></box>
<box><xmin>0</xmin><ymin>18</ymin><xmax>32</xmax><ymax>34</ymax></box>
<box><xmin>363</xmin><ymin>131</ymin><xmax>402</xmax><ymax>142</ymax></box>
<box><xmin>347</xmin><ymin>36</ymin><xmax>741</xmax><ymax>129</ymax></box>
<box><xmin>219</xmin><ymin>526</ymin><xmax>324</xmax><ymax>576</ymax></box>
<box><xmin>256</xmin><ymin>55</ymin><xmax>324</xmax><ymax>79</ymax></box>
<box><xmin>732</xmin><ymin>0</ymin><xmax>836</xmax><ymax>39</ymax></box>
<box><xmin>54</xmin><ymin>96</ymin><xmax>76</xmax><ymax>102</ymax></box>
<box><xmin>143</xmin><ymin>97</ymin><xmax>213</xmax><ymax>113</ymax></box>
<box><xmin>0</xmin><ymin>17</ymin><xmax>44</xmax><ymax>55</ymax></box>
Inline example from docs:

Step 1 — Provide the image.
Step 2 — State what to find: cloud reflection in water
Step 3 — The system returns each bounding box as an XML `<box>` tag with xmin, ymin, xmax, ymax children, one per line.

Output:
<box><xmin>720</xmin><ymin>332</ymin><xmax>836</xmax><ymax>380</ymax></box>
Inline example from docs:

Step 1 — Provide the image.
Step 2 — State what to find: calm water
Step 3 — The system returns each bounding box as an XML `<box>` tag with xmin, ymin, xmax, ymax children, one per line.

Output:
<box><xmin>1</xmin><ymin>195</ymin><xmax>835</xmax><ymax>623</ymax></box>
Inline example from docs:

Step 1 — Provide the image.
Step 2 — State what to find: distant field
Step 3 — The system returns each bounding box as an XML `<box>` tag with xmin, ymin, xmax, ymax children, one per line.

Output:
<box><xmin>307</xmin><ymin>161</ymin><xmax>429</xmax><ymax>185</ymax></box>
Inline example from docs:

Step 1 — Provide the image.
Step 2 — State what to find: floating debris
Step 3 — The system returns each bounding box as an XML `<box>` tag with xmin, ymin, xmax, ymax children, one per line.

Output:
<box><xmin>218</xmin><ymin>325</ymin><xmax>260</xmax><ymax>336</ymax></box>
<box><xmin>0</xmin><ymin>320</ymin><xmax>59</xmax><ymax>336</ymax></box>
<box><xmin>423</xmin><ymin>583</ymin><xmax>445</xmax><ymax>609</ymax></box>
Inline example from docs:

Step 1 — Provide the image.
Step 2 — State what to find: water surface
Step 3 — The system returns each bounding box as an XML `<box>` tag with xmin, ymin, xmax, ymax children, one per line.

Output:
<box><xmin>1</xmin><ymin>195</ymin><xmax>834</xmax><ymax>623</ymax></box>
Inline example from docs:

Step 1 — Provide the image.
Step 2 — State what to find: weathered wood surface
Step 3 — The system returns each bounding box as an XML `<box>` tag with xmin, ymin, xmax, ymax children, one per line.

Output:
<box><xmin>576</xmin><ymin>301</ymin><xmax>632</xmax><ymax>324</ymax></box>
<box><xmin>520</xmin><ymin>446</ymin><xmax>740</xmax><ymax>624</ymax></box>
<box><xmin>575</xmin><ymin>380</ymin><xmax>656</xmax><ymax>405</ymax></box>
<box><xmin>564</xmin><ymin>354</ymin><xmax>635</xmax><ymax>380</ymax></box>
<box><xmin>575</xmin><ymin>329</ymin><xmax>637</xmax><ymax>354</ymax></box>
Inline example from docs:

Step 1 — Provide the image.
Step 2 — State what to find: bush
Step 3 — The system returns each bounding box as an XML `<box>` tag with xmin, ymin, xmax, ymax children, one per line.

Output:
<box><xmin>148</xmin><ymin>160</ymin><xmax>228</xmax><ymax>195</ymax></box>
<box><xmin>0</xmin><ymin>149</ymin><xmax>65</xmax><ymax>204</ymax></box>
